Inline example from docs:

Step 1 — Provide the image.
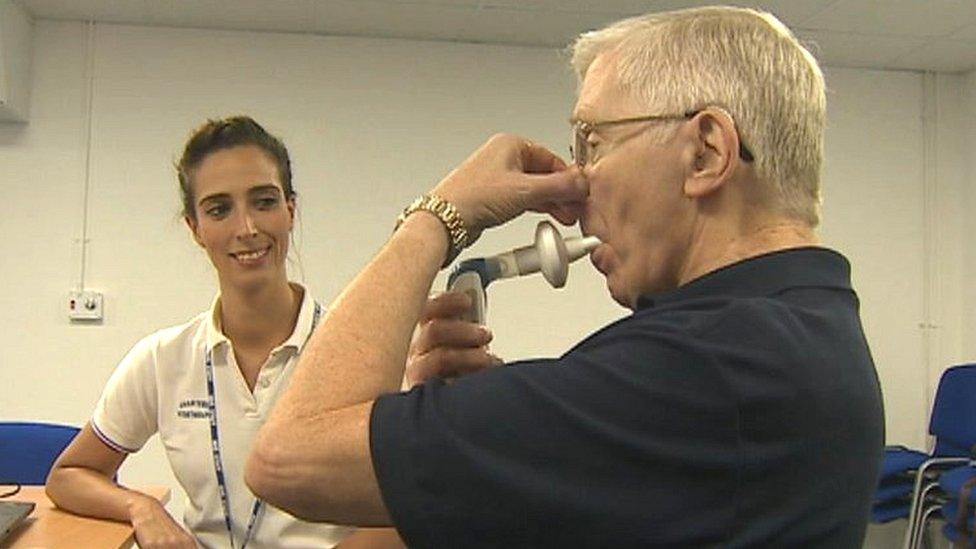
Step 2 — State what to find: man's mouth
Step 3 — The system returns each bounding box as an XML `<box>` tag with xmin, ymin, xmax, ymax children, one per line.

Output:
<box><xmin>590</xmin><ymin>243</ymin><xmax>609</xmax><ymax>275</ymax></box>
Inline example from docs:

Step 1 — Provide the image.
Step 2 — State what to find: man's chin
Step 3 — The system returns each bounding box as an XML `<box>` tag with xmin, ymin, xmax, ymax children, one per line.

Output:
<box><xmin>605</xmin><ymin>276</ymin><xmax>634</xmax><ymax>310</ymax></box>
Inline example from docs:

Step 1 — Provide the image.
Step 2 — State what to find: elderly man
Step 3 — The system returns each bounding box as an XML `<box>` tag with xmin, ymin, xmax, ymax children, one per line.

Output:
<box><xmin>246</xmin><ymin>6</ymin><xmax>884</xmax><ymax>547</ymax></box>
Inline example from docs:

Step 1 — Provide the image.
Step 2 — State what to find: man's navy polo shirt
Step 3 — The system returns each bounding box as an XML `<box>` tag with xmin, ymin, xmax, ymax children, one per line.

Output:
<box><xmin>370</xmin><ymin>247</ymin><xmax>884</xmax><ymax>548</ymax></box>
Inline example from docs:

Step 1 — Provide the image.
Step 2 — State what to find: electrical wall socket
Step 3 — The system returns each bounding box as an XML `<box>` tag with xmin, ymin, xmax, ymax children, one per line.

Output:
<box><xmin>68</xmin><ymin>290</ymin><xmax>104</xmax><ymax>321</ymax></box>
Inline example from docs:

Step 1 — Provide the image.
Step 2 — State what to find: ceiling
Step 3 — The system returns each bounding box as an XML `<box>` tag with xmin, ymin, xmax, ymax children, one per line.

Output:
<box><xmin>15</xmin><ymin>0</ymin><xmax>976</xmax><ymax>73</ymax></box>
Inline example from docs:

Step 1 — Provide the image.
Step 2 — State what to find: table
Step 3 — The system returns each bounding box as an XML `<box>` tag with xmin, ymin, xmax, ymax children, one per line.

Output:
<box><xmin>3</xmin><ymin>485</ymin><xmax>170</xmax><ymax>548</ymax></box>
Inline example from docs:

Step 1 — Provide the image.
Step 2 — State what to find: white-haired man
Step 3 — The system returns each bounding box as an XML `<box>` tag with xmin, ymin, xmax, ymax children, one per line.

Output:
<box><xmin>246</xmin><ymin>6</ymin><xmax>884</xmax><ymax>547</ymax></box>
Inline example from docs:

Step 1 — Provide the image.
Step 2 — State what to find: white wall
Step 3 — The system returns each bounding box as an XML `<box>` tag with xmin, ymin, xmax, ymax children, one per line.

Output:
<box><xmin>0</xmin><ymin>20</ymin><xmax>967</xmax><ymax>531</ymax></box>
<box><xmin>819</xmin><ymin>67</ymin><xmax>926</xmax><ymax>446</ymax></box>
<box><xmin>928</xmin><ymin>72</ymin><xmax>971</xmax><ymax>396</ymax></box>
<box><xmin>962</xmin><ymin>71</ymin><xmax>976</xmax><ymax>360</ymax></box>
<box><xmin>858</xmin><ymin>70</ymin><xmax>972</xmax><ymax>549</ymax></box>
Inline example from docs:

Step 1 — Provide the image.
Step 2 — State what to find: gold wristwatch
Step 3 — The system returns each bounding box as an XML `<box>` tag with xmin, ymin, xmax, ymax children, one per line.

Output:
<box><xmin>395</xmin><ymin>194</ymin><xmax>469</xmax><ymax>268</ymax></box>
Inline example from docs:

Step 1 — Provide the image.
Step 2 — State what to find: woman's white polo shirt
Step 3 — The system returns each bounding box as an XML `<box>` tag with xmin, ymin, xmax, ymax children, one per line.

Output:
<box><xmin>92</xmin><ymin>286</ymin><xmax>351</xmax><ymax>548</ymax></box>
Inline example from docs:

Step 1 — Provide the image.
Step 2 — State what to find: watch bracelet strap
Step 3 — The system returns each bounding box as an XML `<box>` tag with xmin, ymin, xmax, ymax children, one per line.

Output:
<box><xmin>395</xmin><ymin>194</ymin><xmax>469</xmax><ymax>268</ymax></box>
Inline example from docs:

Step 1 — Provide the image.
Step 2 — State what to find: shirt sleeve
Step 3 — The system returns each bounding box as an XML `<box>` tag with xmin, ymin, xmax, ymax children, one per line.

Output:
<box><xmin>369</xmin><ymin>322</ymin><xmax>740</xmax><ymax>548</ymax></box>
<box><xmin>91</xmin><ymin>334</ymin><xmax>160</xmax><ymax>453</ymax></box>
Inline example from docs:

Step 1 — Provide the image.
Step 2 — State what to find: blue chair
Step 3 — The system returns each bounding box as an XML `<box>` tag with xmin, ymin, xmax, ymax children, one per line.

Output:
<box><xmin>870</xmin><ymin>364</ymin><xmax>976</xmax><ymax>549</ymax></box>
<box><xmin>872</xmin><ymin>445</ymin><xmax>927</xmax><ymax>523</ymax></box>
<box><xmin>0</xmin><ymin>421</ymin><xmax>80</xmax><ymax>485</ymax></box>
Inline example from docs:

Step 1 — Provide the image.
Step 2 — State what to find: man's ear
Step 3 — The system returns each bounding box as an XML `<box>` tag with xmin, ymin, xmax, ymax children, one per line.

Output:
<box><xmin>185</xmin><ymin>215</ymin><xmax>205</xmax><ymax>248</ymax></box>
<box><xmin>683</xmin><ymin>109</ymin><xmax>740</xmax><ymax>198</ymax></box>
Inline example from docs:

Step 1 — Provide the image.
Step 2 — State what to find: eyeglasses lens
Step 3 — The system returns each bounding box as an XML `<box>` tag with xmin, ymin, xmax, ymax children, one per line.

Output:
<box><xmin>572</xmin><ymin>124</ymin><xmax>588</xmax><ymax>167</ymax></box>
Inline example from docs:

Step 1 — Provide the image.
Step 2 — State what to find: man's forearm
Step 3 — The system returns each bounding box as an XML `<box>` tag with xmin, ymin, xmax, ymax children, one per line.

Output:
<box><xmin>246</xmin><ymin>136</ymin><xmax>582</xmax><ymax>523</ymax></box>
<box><xmin>245</xmin><ymin>211</ymin><xmax>448</xmax><ymax>523</ymax></box>
<box><xmin>283</xmin><ymin>211</ymin><xmax>447</xmax><ymax>415</ymax></box>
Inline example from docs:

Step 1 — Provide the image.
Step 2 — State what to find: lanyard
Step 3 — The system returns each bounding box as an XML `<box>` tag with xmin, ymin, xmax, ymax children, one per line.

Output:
<box><xmin>204</xmin><ymin>301</ymin><xmax>322</xmax><ymax>549</ymax></box>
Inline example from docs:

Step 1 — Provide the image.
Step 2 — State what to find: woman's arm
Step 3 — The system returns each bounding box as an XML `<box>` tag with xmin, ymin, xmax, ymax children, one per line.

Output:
<box><xmin>46</xmin><ymin>423</ymin><xmax>195</xmax><ymax>548</ymax></box>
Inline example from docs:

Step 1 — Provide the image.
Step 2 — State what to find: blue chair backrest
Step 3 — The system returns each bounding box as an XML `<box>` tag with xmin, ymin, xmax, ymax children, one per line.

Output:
<box><xmin>931</xmin><ymin>364</ymin><xmax>976</xmax><ymax>456</ymax></box>
<box><xmin>0</xmin><ymin>421</ymin><xmax>80</xmax><ymax>484</ymax></box>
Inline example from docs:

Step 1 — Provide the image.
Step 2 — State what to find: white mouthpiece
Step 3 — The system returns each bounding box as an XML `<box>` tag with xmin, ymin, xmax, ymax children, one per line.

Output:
<box><xmin>566</xmin><ymin>236</ymin><xmax>602</xmax><ymax>262</ymax></box>
<box><xmin>489</xmin><ymin>221</ymin><xmax>601</xmax><ymax>288</ymax></box>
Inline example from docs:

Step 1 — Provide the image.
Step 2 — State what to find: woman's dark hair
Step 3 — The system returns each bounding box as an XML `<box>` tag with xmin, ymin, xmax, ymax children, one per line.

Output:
<box><xmin>177</xmin><ymin>116</ymin><xmax>294</xmax><ymax>220</ymax></box>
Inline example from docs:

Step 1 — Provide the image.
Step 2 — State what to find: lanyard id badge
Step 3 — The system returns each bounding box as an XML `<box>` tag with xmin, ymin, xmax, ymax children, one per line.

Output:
<box><xmin>204</xmin><ymin>301</ymin><xmax>322</xmax><ymax>549</ymax></box>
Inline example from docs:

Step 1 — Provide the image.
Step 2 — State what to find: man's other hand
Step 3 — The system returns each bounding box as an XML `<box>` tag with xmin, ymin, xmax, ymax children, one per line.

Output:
<box><xmin>405</xmin><ymin>291</ymin><xmax>503</xmax><ymax>387</ymax></box>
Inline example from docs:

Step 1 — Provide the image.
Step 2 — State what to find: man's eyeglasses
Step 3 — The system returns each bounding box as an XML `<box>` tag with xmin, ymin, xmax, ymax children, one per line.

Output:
<box><xmin>569</xmin><ymin>109</ymin><xmax>755</xmax><ymax>168</ymax></box>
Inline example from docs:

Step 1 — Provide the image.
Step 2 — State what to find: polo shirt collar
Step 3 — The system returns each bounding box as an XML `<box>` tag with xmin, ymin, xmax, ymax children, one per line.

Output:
<box><xmin>635</xmin><ymin>247</ymin><xmax>852</xmax><ymax>310</ymax></box>
<box><xmin>204</xmin><ymin>283</ymin><xmax>318</xmax><ymax>352</ymax></box>
<box><xmin>281</xmin><ymin>284</ymin><xmax>319</xmax><ymax>350</ymax></box>
<box><xmin>205</xmin><ymin>295</ymin><xmax>228</xmax><ymax>351</ymax></box>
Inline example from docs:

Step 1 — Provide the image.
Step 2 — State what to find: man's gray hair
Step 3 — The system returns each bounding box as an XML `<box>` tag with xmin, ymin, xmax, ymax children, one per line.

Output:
<box><xmin>571</xmin><ymin>6</ymin><xmax>826</xmax><ymax>226</ymax></box>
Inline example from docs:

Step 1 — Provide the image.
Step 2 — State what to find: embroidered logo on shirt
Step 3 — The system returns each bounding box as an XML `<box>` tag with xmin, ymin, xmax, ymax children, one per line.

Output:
<box><xmin>177</xmin><ymin>398</ymin><xmax>212</xmax><ymax>419</ymax></box>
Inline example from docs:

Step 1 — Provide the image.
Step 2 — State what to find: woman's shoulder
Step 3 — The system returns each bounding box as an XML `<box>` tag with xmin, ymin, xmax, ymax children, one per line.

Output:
<box><xmin>135</xmin><ymin>310</ymin><xmax>212</xmax><ymax>353</ymax></box>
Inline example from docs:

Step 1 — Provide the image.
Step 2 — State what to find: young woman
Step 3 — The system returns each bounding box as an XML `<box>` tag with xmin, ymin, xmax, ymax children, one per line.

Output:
<box><xmin>46</xmin><ymin>117</ymin><xmax>402</xmax><ymax>548</ymax></box>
